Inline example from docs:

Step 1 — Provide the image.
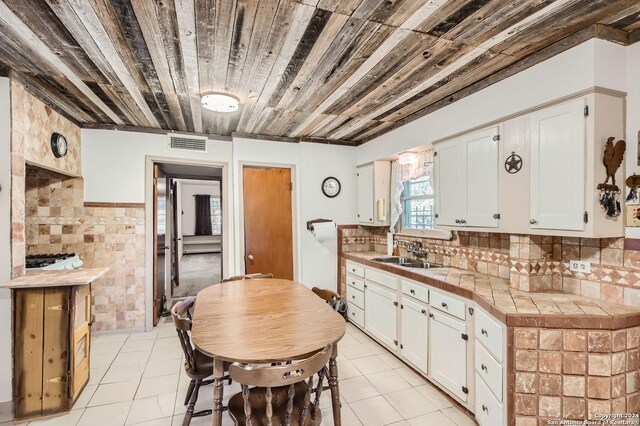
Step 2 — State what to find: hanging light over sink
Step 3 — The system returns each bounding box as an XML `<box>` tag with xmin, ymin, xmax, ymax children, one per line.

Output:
<box><xmin>398</xmin><ymin>151</ymin><xmax>419</xmax><ymax>165</ymax></box>
<box><xmin>200</xmin><ymin>93</ymin><xmax>239</xmax><ymax>113</ymax></box>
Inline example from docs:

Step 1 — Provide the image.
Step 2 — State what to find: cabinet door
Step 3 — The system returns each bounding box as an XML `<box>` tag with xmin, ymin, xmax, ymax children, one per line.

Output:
<box><xmin>429</xmin><ymin>311</ymin><xmax>467</xmax><ymax>402</ymax></box>
<box><xmin>401</xmin><ymin>298</ymin><xmax>428</xmax><ymax>374</ymax></box>
<box><xmin>365</xmin><ymin>282</ymin><xmax>397</xmax><ymax>350</ymax></box>
<box><xmin>70</xmin><ymin>285</ymin><xmax>91</xmax><ymax>403</ymax></box>
<box><xmin>357</xmin><ymin>163</ymin><xmax>375</xmax><ymax>224</ymax></box>
<box><xmin>530</xmin><ymin>99</ymin><xmax>585</xmax><ymax>231</ymax></box>
<box><xmin>435</xmin><ymin>139</ymin><xmax>465</xmax><ymax>227</ymax></box>
<box><xmin>464</xmin><ymin>127</ymin><xmax>499</xmax><ymax>227</ymax></box>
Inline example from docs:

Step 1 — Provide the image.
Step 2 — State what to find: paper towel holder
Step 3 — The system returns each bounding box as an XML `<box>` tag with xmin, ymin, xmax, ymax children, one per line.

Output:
<box><xmin>307</xmin><ymin>219</ymin><xmax>333</xmax><ymax>232</ymax></box>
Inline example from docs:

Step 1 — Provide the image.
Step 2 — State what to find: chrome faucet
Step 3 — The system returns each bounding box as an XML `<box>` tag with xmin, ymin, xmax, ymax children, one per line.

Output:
<box><xmin>395</xmin><ymin>240</ymin><xmax>428</xmax><ymax>258</ymax></box>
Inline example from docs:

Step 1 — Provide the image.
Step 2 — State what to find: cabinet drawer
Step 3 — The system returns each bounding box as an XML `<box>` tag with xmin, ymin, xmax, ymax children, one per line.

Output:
<box><xmin>348</xmin><ymin>303</ymin><xmax>364</xmax><ymax>328</ymax></box>
<box><xmin>475</xmin><ymin>373</ymin><xmax>504</xmax><ymax>426</ymax></box>
<box><xmin>346</xmin><ymin>261</ymin><xmax>365</xmax><ymax>278</ymax></box>
<box><xmin>430</xmin><ymin>291</ymin><xmax>465</xmax><ymax>320</ymax></box>
<box><xmin>401</xmin><ymin>280</ymin><xmax>429</xmax><ymax>304</ymax></box>
<box><xmin>475</xmin><ymin>309</ymin><xmax>504</xmax><ymax>363</ymax></box>
<box><xmin>365</xmin><ymin>268</ymin><xmax>398</xmax><ymax>290</ymax></box>
<box><xmin>475</xmin><ymin>342</ymin><xmax>503</xmax><ymax>402</ymax></box>
<box><xmin>347</xmin><ymin>276</ymin><xmax>365</xmax><ymax>292</ymax></box>
<box><xmin>347</xmin><ymin>287</ymin><xmax>364</xmax><ymax>309</ymax></box>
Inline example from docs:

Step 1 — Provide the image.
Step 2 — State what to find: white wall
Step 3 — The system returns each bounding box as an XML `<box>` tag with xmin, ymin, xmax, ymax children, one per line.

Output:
<box><xmin>82</xmin><ymin>130</ymin><xmax>233</xmax><ymax>203</ymax></box>
<box><xmin>179</xmin><ymin>180</ymin><xmax>220</xmax><ymax>236</ymax></box>
<box><xmin>625</xmin><ymin>42</ymin><xmax>640</xmax><ymax>238</ymax></box>
<box><xmin>81</xmin><ymin>130</ymin><xmax>358</xmax><ymax>329</ymax></box>
<box><xmin>0</xmin><ymin>77</ymin><xmax>12</xmax><ymax>403</ymax></box>
<box><xmin>299</xmin><ymin>143</ymin><xmax>357</xmax><ymax>290</ymax></box>
<box><xmin>357</xmin><ymin>39</ymin><xmax>611</xmax><ymax>164</ymax></box>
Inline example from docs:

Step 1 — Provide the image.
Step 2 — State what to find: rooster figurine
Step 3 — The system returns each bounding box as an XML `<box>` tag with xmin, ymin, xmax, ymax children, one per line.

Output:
<box><xmin>603</xmin><ymin>137</ymin><xmax>626</xmax><ymax>186</ymax></box>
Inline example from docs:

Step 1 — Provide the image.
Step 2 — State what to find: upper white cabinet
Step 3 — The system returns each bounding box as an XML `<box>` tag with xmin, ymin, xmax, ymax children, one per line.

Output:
<box><xmin>435</xmin><ymin>126</ymin><xmax>500</xmax><ymax>228</ymax></box>
<box><xmin>357</xmin><ymin>161</ymin><xmax>391</xmax><ymax>226</ymax></box>
<box><xmin>434</xmin><ymin>90</ymin><xmax>625</xmax><ymax>237</ymax></box>
<box><xmin>530</xmin><ymin>99</ymin><xmax>586</xmax><ymax>231</ymax></box>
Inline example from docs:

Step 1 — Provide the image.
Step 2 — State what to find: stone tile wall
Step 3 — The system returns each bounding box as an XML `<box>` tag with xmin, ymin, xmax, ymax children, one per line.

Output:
<box><xmin>512</xmin><ymin>326</ymin><xmax>640</xmax><ymax>424</ymax></box>
<box><xmin>10</xmin><ymin>79</ymin><xmax>82</xmax><ymax>278</ymax></box>
<box><xmin>23</xmin><ymin>165</ymin><xmax>146</xmax><ymax>330</ymax></box>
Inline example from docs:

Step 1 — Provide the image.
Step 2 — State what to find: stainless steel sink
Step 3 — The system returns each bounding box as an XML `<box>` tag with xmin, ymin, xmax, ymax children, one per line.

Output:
<box><xmin>372</xmin><ymin>257</ymin><xmax>443</xmax><ymax>269</ymax></box>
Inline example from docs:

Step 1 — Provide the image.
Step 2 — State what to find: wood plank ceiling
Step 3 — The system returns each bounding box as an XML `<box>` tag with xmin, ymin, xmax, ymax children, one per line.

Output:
<box><xmin>0</xmin><ymin>0</ymin><xmax>639</xmax><ymax>145</ymax></box>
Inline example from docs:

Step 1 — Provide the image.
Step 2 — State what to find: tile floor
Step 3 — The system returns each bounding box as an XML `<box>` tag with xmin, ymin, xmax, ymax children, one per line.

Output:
<box><xmin>4</xmin><ymin>321</ymin><xmax>477</xmax><ymax>426</ymax></box>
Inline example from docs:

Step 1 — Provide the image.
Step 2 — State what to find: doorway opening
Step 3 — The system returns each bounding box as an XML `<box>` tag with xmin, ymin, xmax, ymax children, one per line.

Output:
<box><xmin>152</xmin><ymin>161</ymin><xmax>224</xmax><ymax>325</ymax></box>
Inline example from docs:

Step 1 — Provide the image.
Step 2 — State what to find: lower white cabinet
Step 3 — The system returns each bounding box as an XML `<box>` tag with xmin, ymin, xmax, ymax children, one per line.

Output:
<box><xmin>364</xmin><ymin>282</ymin><xmax>397</xmax><ymax>350</ymax></box>
<box><xmin>400</xmin><ymin>298</ymin><xmax>428</xmax><ymax>374</ymax></box>
<box><xmin>429</xmin><ymin>310</ymin><xmax>468</xmax><ymax>402</ymax></box>
<box><xmin>475</xmin><ymin>373</ymin><xmax>504</xmax><ymax>426</ymax></box>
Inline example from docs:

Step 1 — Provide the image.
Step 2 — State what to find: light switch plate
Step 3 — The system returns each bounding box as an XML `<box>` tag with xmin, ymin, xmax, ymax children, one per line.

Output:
<box><xmin>569</xmin><ymin>260</ymin><xmax>591</xmax><ymax>274</ymax></box>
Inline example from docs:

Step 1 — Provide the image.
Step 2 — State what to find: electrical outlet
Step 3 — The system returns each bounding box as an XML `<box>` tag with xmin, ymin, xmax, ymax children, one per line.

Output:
<box><xmin>569</xmin><ymin>260</ymin><xmax>591</xmax><ymax>274</ymax></box>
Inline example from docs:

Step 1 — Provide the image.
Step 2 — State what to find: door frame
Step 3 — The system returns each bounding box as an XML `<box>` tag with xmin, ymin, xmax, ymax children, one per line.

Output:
<box><xmin>236</xmin><ymin>161</ymin><xmax>299</xmax><ymax>282</ymax></box>
<box><xmin>144</xmin><ymin>156</ymin><xmax>230</xmax><ymax>331</ymax></box>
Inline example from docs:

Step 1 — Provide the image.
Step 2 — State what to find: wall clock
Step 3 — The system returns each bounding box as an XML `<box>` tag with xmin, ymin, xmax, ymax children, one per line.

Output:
<box><xmin>322</xmin><ymin>177</ymin><xmax>341</xmax><ymax>198</ymax></box>
<box><xmin>50</xmin><ymin>133</ymin><xmax>68</xmax><ymax>158</ymax></box>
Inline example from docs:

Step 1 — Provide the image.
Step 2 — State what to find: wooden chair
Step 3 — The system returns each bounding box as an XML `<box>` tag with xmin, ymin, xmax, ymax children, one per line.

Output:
<box><xmin>222</xmin><ymin>273</ymin><xmax>274</xmax><ymax>282</ymax></box>
<box><xmin>312</xmin><ymin>287</ymin><xmax>345</xmax><ymax>313</ymax></box>
<box><xmin>227</xmin><ymin>344</ymin><xmax>332</xmax><ymax>426</ymax></box>
<box><xmin>172</xmin><ymin>298</ymin><xmax>228</xmax><ymax>426</ymax></box>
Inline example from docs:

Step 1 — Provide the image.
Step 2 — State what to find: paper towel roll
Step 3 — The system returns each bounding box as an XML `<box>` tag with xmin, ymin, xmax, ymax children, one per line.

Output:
<box><xmin>312</xmin><ymin>221</ymin><xmax>336</xmax><ymax>241</ymax></box>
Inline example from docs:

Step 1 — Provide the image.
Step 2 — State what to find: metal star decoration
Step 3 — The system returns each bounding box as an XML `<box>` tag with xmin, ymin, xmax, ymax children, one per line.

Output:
<box><xmin>504</xmin><ymin>152</ymin><xmax>523</xmax><ymax>174</ymax></box>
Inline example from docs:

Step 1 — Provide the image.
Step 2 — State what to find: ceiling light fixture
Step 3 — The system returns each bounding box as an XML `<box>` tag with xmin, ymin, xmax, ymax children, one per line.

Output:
<box><xmin>398</xmin><ymin>151</ymin><xmax>419</xmax><ymax>165</ymax></box>
<box><xmin>200</xmin><ymin>93</ymin><xmax>240</xmax><ymax>113</ymax></box>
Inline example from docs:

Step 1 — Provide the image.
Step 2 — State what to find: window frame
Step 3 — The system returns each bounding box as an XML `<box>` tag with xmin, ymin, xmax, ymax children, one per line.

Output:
<box><xmin>209</xmin><ymin>196</ymin><xmax>222</xmax><ymax>236</ymax></box>
<box><xmin>398</xmin><ymin>177</ymin><xmax>452</xmax><ymax>240</ymax></box>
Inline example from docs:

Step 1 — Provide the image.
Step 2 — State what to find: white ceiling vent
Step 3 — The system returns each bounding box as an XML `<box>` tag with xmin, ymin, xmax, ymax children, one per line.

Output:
<box><xmin>168</xmin><ymin>134</ymin><xmax>207</xmax><ymax>152</ymax></box>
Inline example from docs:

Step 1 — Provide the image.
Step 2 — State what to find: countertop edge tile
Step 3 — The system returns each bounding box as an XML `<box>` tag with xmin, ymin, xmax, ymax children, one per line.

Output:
<box><xmin>343</xmin><ymin>252</ymin><xmax>640</xmax><ymax>330</ymax></box>
<box><xmin>0</xmin><ymin>267</ymin><xmax>110</xmax><ymax>289</ymax></box>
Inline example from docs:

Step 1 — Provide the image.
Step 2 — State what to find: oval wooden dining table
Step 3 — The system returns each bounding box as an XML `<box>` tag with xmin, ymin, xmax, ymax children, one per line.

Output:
<box><xmin>191</xmin><ymin>278</ymin><xmax>347</xmax><ymax>426</ymax></box>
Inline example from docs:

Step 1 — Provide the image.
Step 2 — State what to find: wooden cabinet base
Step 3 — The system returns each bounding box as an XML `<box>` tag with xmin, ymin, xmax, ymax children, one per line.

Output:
<box><xmin>12</xmin><ymin>285</ymin><xmax>91</xmax><ymax>421</ymax></box>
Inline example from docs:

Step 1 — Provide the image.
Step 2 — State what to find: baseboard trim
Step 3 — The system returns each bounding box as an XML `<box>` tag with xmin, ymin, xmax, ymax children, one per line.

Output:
<box><xmin>0</xmin><ymin>399</ymin><xmax>14</xmax><ymax>423</ymax></box>
<box><xmin>92</xmin><ymin>327</ymin><xmax>146</xmax><ymax>336</ymax></box>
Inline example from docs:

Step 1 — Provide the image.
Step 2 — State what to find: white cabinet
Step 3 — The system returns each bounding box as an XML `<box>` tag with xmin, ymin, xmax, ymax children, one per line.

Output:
<box><xmin>434</xmin><ymin>138</ymin><xmax>465</xmax><ymax>227</ymax></box>
<box><xmin>530</xmin><ymin>98</ymin><xmax>586</xmax><ymax>231</ymax></box>
<box><xmin>464</xmin><ymin>127</ymin><xmax>500</xmax><ymax>227</ymax></box>
<box><xmin>429</xmin><ymin>310</ymin><xmax>468</xmax><ymax>402</ymax></box>
<box><xmin>400</xmin><ymin>298</ymin><xmax>428</xmax><ymax>374</ymax></box>
<box><xmin>435</xmin><ymin>126</ymin><xmax>499</xmax><ymax>228</ymax></box>
<box><xmin>364</xmin><ymin>282</ymin><xmax>397</xmax><ymax>350</ymax></box>
<box><xmin>357</xmin><ymin>161</ymin><xmax>391</xmax><ymax>226</ymax></box>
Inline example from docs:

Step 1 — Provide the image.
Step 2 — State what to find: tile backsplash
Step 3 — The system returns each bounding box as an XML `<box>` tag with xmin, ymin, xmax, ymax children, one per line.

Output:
<box><xmin>338</xmin><ymin>226</ymin><xmax>640</xmax><ymax>308</ymax></box>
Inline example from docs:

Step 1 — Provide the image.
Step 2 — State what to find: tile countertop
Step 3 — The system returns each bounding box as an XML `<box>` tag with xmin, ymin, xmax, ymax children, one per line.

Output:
<box><xmin>343</xmin><ymin>252</ymin><xmax>640</xmax><ymax>330</ymax></box>
<box><xmin>0</xmin><ymin>267</ymin><xmax>109</xmax><ymax>289</ymax></box>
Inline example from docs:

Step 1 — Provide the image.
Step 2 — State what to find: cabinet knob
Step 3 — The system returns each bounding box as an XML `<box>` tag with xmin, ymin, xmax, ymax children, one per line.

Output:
<box><xmin>441</xmin><ymin>302</ymin><xmax>448</xmax><ymax>309</ymax></box>
<box><xmin>455</xmin><ymin>219</ymin><xmax>461</xmax><ymax>224</ymax></box>
<box><xmin>429</xmin><ymin>313</ymin><xmax>434</xmax><ymax>318</ymax></box>
<box><xmin>410</xmin><ymin>289</ymin><xmax>415</xmax><ymax>294</ymax></box>
<box><xmin>481</xmin><ymin>328</ymin><xmax>488</xmax><ymax>336</ymax></box>
<box><xmin>351</xmin><ymin>295</ymin><xmax>355</xmax><ymax>299</ymax></box>
<box><xmin>529</xmin><ymin>219</ymin><xmax>537</xmax><ymax>225</ymax></box>
<box><xmin>482</xmin><ymin>405</ymin><xmax>488</xmax><ymax>413</ymax></box>
<box><xmin>460</xmin><ymin>219</ymin><xmax>466</xmax><ymax>224</ymax></box>
<box><xmin>481</xmin><ymin>364</ymin><xmax>488</xmax><ymax>372</ymax></box>
<box><xmin>421</xmin><ymin>309</ymin><xmax>427</xmax><ymax>315</ymax></box>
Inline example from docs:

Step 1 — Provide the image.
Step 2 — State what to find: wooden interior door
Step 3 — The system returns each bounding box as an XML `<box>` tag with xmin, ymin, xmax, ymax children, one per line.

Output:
<box><xmin>171</xmin><ymin>180</ymin><xmax>180</xmax><ymax>293</ymax></box>
<box><xmin>153</xmin><ymin>164</ymin><xmax>167</xmax><ymax>325</ymax></box>
<box><xmin>242</xmin><ymin>167</ymin><xmax>293</xmax><ymax>279</ymax></box>
<box><xmin>70</xmin><ymin>285</ymin><xmax>91</xmax><ymax>404</ymax></box>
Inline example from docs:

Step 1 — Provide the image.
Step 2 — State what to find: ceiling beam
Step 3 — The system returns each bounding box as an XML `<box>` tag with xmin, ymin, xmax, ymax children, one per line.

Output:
<box><xmin>64</xmin><ymin>0</ymin><xmax>160</xmax><ymax>128</ymax></box>
<box><xmin>630</xmin><ymin>28</ymin><xmax>640</xmax><ymax>45</ymax></box>
<box><xmin>0</xmin><ymin>0</ymin><xmax>123</xmax><ymax>124</ymax></box>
